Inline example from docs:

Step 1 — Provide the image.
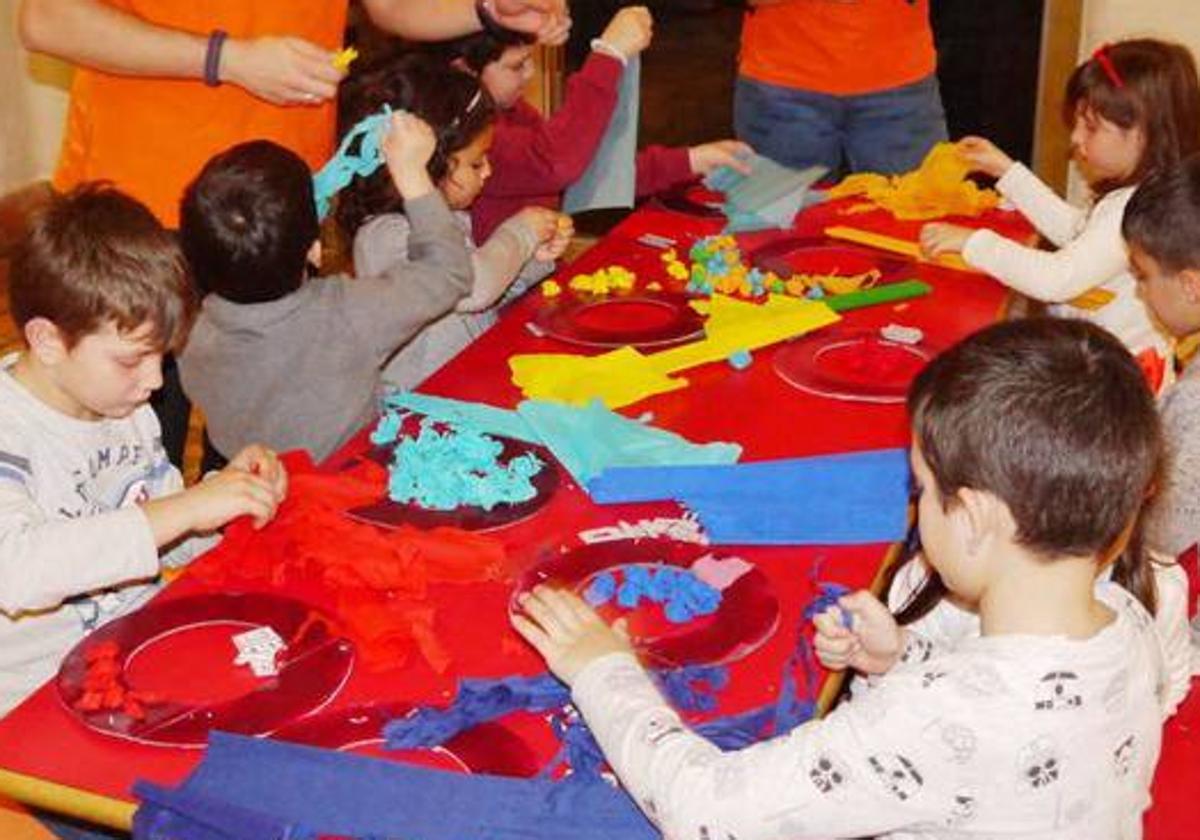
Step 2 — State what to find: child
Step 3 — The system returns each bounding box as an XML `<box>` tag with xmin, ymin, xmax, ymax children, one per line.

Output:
<box><xmin>0</xmin><ymin>184</ymin><xmax>287</xmax><ymax>715</ymax></box>
<box><xmin>178</xmin><ymin>115</ymin><xmax>474</xmax><ymax>462</ymax></box>
<box><xmin>339</xmin><ymin>54</ymin><xmax>571</xmax><ymax>391</ymax></box>
<box><xmin>436</xmin><ymin>7</ymin><xmax>753</xmax><ymax>242</ymax></box>
<box><xmin>1123</xmin><ymin>153</ymin><xmax>1200</xmax><ymax>667</ymax></box>
<box><xmin>513</xmin><ymin>318</ymin><xmax>1167</xmax><ymax>837</ymax></box>
<box><xmin>920</xmin><ymin>39</ymin><xmax>1200</xmax><ymax>388</ymax></box>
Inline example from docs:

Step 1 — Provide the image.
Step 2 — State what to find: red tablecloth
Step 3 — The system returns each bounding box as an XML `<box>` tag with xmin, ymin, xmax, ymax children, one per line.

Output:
<box><xmin>0</xmin><ymin>199</ymin><xmax>1016</xmax><ymax>819</ymax></box>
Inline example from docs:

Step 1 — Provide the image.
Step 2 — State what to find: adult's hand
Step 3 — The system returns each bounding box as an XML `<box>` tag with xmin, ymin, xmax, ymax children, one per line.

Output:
<box><xmin>222</xmin><ymin>36</ymin><xmax>343</xmax><ymax>106</ymax></box>
<box><xmin>491</xmin><ymin>0</ymin><xmax>571</xmax><ymax>45</ymax></box>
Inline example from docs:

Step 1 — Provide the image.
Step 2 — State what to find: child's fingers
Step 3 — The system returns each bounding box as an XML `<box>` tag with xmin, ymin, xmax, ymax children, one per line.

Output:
<box><xmin>813</xmin><ymin>608</ymin><xmax>851</xmax><ymax>638</ymax></box>
<box><xmin>518</xmin><ymin>588</ymin><xmax>576</xmax><ymax>639</ymax></box>
<box><xmin>510</xmin><ymin>613</ymin><xmax>553</xmax><ymax>656</ymax></box>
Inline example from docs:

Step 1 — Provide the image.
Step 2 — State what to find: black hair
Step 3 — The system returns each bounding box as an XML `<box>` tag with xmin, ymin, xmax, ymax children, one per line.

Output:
<box><xmin>1123</xmin><ymin>152</ymin><xmax>1200</xmax><ymax>273</ymax></box>
<box><xmin>1064</xmin><ymin>38</ymin><xmax>1200</xmax><ymax>196</ymax></box>
<box><xmin>335</xmin><ymin>50</ymin><xmax>495</xmax><ymax>236</ymax></box>
<box><xmin>179</xmin><ymin>140</ymin><xmax>319</xmax><ymax>304</ymax></box>
<box><xmin>899</xmin><ymin>318</ymin><xmax>1163</xmax><ymax>617</ymax></box>
<box><xmin>431</xmin><ymin>27</ymin><xmax>536</xmax><ymax>75</ymax></box>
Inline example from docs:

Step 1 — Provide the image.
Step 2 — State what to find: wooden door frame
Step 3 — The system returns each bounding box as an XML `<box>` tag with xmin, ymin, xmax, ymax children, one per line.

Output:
<box><xmin>1033</xmin><ymin>0</ymin><xmax>1085</xmax><ymax>192</ymax></box>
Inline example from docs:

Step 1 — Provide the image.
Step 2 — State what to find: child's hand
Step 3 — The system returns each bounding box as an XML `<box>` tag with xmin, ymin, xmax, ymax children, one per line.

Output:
<box><xmin>956</xmin><ymin>135</ymin><xmax>1014</xmax><ymax>179</ymax></box>
<box><xmin>227</xmin><ymin>445</ymin><xmax>289</xmax><ymax>504</ymax></box>
<box><xmin>813</xmin><ymin>590</ymin><xmax>905</xmax><ymax>675</ymax></box>
<box><xmin>599</xmin><ymin>6</ymin><xmax>653</xmax><ymax>60</ymax></box>
<box><xmin>514</xmin><ymin>206</ymin><xmax>562</xmax><ymax>246</ymax></box>
<box><xmin>511</xmin><ymin>586</ymin><xmax>634</xmax><ymax>685</ymax></box>
<box><xmin>383</xmin><ymin>112</ymin><xmax>437</xmax><ymax>200</ymax></box>
<box><xmin>535</xmin><ymin>214</ymin><xmax>574</xmax><ymax>262</ymax></box>
<box><xmin>919</xmin><ymin>222</ymin><xmax>974</xmax><ymax>259</ymax></box>
<box><xmin>688</xmin><ymin>140</ymin><xmax>754</xmax><ymax>176</ymax></box>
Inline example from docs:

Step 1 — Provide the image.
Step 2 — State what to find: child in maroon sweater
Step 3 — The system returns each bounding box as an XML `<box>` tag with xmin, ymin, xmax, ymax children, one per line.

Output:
<box><xmin>437</xmin><ymin>6</ymin><xmax>751</xmax><ymax>241</ymax></box>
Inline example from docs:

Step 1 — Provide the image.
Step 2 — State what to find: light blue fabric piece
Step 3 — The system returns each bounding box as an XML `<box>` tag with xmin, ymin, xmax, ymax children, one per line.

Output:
<box><xmin>312</xmin><ymin>107</ymin><xmax>391</xmax><ymax>220</ymax></box>
<box><xmin>515</xmin><ymin>399</ymin><xmax>742</xmax><ymax>489</ymax></box>
<box><xmin>380</xmin><ymin>391</ymin><xmax>540</xmax><ymax>444</ymax></box>
<box><xmin>704</xmin><ymin>155</ymin><xmax>826</xmax><ymax>232</ymax></box>
<box><xmin>588</xmin><ymin>448</ymin><xmax>911</xmax><ymax>545</ymax></box>
<box><xmin>562</xmin><ymin>57</ymin><xmax>640</xmax><ymax>214</ymax></box>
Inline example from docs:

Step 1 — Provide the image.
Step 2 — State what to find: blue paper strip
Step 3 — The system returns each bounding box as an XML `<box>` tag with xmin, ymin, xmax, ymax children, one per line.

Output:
<box><xmin>588</xmin><ymin>448</ymin><xmax>911</xmax><ymax>545</ymax></box>
<box><xmin>562</xmin><ymin>57</ymin><xmax>640</xmax><ymax>214</ymax></box>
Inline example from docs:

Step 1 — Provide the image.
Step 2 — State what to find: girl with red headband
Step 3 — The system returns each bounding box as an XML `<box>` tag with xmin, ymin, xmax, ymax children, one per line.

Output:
<box><xmin>921</xmin><ymin>39</ymin><xmax>1200</xmax><ymax>393</ymax></box>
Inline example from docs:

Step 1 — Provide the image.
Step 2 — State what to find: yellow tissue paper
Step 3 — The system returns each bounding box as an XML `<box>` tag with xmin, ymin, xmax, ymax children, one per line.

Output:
<box><xmin>509</xmin><ymin>294</ymin><xmax>840</xmax><ymax>408</ymax></box>
<box><xmin>828</xmin><ymin>142</ymin><xmax>1000</xmax><ymax>221</ymax></box>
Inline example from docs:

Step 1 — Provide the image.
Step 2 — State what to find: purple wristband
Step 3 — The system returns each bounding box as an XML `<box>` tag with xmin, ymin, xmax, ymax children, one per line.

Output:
<box><xmin>204</xmin><ymin>29</ymin><xmax>228</xmax><ymax>87</ymax></box>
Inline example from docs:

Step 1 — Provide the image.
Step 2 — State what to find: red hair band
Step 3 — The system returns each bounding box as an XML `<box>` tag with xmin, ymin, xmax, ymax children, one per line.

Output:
<box><xmin>1093</xmin><ymin>43</ymin><xmax>1126</xmax><ymax>89</ymax></box>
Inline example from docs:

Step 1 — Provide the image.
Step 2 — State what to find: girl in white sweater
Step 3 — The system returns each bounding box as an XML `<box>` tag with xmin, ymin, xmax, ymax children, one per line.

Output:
<box><xmin>921</xmin><ymin>39</ymin><xmax>1200</xmax><ymax>392</ymax></box>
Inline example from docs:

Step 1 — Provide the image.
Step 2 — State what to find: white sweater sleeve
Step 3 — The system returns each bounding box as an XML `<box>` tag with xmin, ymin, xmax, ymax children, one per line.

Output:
<box><xmin>572</xmin><ymin>653</ymin><xmax>948</xmax><ymax>839</ymax></box>
<box><xmin>962</xmin><ymin>184</ymin><xmax>1132</xmax><ymax>304</ymax></box>
<box><xmin>993</xmin><ymin>162</ymin><xmax>1087</xmax><ymax>247</ymax></box>
<box><xmin>1150</xmin><ymin>557</ymin><xmax>1193</xmax><ymax>718</ymax></box>
<box><xmin>0</xmin><ymin>479</ymin><xmax>158</xmax><ymax>616</ymax></box>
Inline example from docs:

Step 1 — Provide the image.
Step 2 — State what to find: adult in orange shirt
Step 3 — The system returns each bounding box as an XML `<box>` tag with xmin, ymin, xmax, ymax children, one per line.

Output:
<box><xmin>18</xmin><ymin>0</ymin><xmax>569</xmax><ymax>227</ymax></box>
<box><xmin>735</xmin><ymin>0</ymin><xmax>946</xmax><ymax>175</ymax></box>
<box><xmin>17</xmin><ymin>0</ymin><xmax>567</xmax><ymax>470</ymax></box>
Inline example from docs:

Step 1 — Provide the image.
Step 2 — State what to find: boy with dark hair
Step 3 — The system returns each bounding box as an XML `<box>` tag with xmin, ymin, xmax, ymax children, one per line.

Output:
<box><xmin>1123</xmin><ymin>153</ymin><xmax>1200</xmax><ymax>669</ymax></box>
<box><xmin>514</xmin><ymin>318</ymin><xmax>1169</xmax><ymax>838</ymax></box>
<box><xmin>0</xmin><ymin>184</ymin><xmax>287</xmax><ymax>714</ymax></box>
<box><xmin>178</xmin><ymin>113</ymin><xmax>474</xmax><ymax>462</ymax></box>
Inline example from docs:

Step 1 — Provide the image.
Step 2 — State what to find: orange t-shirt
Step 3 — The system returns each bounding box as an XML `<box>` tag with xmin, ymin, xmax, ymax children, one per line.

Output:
<box><xmin>53</xmin><ymin>0</ymin><xmax>346</xmax><ymax>226</ymax></box>
<box><xmin>739</xmin><ymin>0</ymin><xmax>936</xmax><ymax>97</ymax></box>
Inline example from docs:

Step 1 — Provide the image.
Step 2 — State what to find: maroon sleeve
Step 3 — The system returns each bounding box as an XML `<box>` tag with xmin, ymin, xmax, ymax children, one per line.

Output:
<box><xmin>634</xmin><ymin>145</ymin><xmax>696</xmax><ymax>198</ymax></box>
<box><xmin>481</xmin><ymin>52</ymin><xmax>624</xmax><ymax>199</ymax></box>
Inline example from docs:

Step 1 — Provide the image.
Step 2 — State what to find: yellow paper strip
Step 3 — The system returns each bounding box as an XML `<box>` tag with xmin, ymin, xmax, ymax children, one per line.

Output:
<box><xmin>1066</xmin><ymin>288</ymin><xmax>1116</xmax><ymax>311</ymax></box>
<box><xmin>825</xmin><ymin>225</ymin><xmax>974</xmax><ymax>273</ymax></box>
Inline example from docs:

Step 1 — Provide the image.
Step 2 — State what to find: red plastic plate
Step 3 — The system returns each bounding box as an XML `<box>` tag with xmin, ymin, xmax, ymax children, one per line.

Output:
<box><xmin>653</xmin><ymin>184</ymin><xmax>726</xmax><ymax>219</ymax></box>
<box><xmin>747</xmin><ymin>237</ymin><xmax>904</xmax><ymax>280</ymax></box>
<box><xmin>514</xmin><ymin>539</ymin><xmax>779</xmax><ymax>668</ymax></box>
<box><xmin>532</xmin><ymin>292</ymin><xmax>706</xmax><ymax>349</ymax></box>
<box><xmin>57</xmin><ymin>592</ymin><xmax>354</xmax><ymax>748</ymax></box>
<box><xmin>272</xmin><ymin>703</ymin><xmax>541</xmax><ymax>777</ymax></box>
<box><xmin>774</xmin><ymin>327</ymin><xmax>937</xmax><ymax>404</ymax></box>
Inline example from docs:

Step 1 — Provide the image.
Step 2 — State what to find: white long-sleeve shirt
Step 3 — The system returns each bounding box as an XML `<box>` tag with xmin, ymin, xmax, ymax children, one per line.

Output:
<box><xmin>0</xmin><ymin>355</ymin><xmax>202</xmax><ymax>714</ymax></box>
<box><xmin>572</xmin><ymin>581</ymin><xmax>1165</xmax><ymax>839</ymax></box>
<box><xmin>962</xmin><ymin>163</ymin><xmax>1169</xmax><ymax>361</ymax></box>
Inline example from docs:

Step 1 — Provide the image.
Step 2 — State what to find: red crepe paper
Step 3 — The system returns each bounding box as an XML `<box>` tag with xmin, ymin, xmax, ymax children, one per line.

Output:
<box><xmin>1135</xmin><ymin>348</ymin><xmax>1166</xmax><ymax>395</ymax></box>
<box><xmin>73</xmin><ymin>642</ymin><xmax>165</xmax><ymax>720</ymax></box>
<box><xmin>192</xmin><ymin>452</ymin><xmax>509</xmax><ymax>672</ymax></box>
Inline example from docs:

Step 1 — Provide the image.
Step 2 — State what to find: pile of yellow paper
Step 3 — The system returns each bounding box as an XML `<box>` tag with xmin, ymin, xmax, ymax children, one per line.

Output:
<box><xmin>510</xmin><ymin>294</ymin><xmax>841</xmax><ymax>408</ymax></box>
<box><xmin>827</xmin><ymin>142</ymin><xmax>1000</xmax><ymax>221</ymax></box>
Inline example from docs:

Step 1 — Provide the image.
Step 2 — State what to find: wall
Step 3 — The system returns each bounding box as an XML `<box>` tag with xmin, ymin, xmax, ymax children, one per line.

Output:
<box><xmin>2</xmin><ymin>0</ymin><xmax>71</xmax><ymax>194</ymax></box>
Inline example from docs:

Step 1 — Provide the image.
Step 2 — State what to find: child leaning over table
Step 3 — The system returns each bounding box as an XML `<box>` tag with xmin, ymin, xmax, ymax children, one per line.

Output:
<box><xmin>178</xmin><ymin>112</ymin><xmax>474</xmax><ymax>463</ymax></box>
<box><xmin>0</xmin><ymin>185</ymin><xmax>287</xmax><ymax>716</ymax></box>
<box><xmin>921</xmin><ymin>39</ymin><xmax>1200</xmax><ymax>391</ymax></box>
<box><xmin>514</xmin><ymin>318</ymin><xmax>1168</xmax><ymax>838</ymax></box>
<box><xmin>1123</xmin><ymin>152</ymin><xmax>1200</xmax><ymax>672</ymax></box>
<box><xmin>339</xmin><ymin>53</ymin><xmax>572</xmax><ymax>392</ymax></box>
<box><xmin>434</xmin><ymin>6</ymin><xmax>752</xmax><ymax>243</ymax></box>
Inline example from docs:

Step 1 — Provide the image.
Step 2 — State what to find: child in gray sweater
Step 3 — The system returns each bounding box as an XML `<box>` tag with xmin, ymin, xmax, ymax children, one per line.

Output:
<box><xmin>178</xmin><ymin>116</ymin><xmax>473</xmax><ymax>463</ymax></box>
<box><xmin>1123</xmin><ymin>154</ymin><xmax>1200</xmax><ymax>672</ymax></box>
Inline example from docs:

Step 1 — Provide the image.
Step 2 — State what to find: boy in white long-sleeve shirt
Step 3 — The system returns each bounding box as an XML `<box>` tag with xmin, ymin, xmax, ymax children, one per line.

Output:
<box><xmin>514</xmin><ymin>319</ymin><xmax>1167</xmax><ymax>839</ymax></box>
<box><xmin>0</xmin><ymin>185</ymin><xmax>287</xmax><ymax>715</ymax></box>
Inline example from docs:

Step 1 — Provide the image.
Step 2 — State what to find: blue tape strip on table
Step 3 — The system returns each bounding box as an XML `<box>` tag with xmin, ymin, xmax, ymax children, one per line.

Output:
<box><xmin>588</xmin><ymin>448</ymin><xmax>911</xmax><ymax>545</ymax></box>
<box><xmin>134</xmin><ymin>732</ymin><xmax>657</xmax><ymax>840</ymax></box>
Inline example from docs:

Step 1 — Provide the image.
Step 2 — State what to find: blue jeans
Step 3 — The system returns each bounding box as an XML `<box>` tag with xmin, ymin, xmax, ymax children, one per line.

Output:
<box><xmin>734</xmin><ymin>73</ymin><xmax>948</xmax><ymax>176</ymax></box>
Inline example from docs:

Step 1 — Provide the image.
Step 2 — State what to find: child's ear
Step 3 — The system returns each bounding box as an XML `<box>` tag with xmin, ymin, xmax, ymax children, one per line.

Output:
<box><xmin>954</xmin><ymin>487</ymin><xmax>1014</xmax><ymax>557</ymax></box>
<box><xmin>306</xmin><ymin>240</ymin><xmax>322</xmax><ymax>272</ymax></box>
<box><xmin>1178</xmin><ymin>268</ymin><xmax>1200</xmax><ymax>304</ymax></box>
<box><xmin>23</xmin><ymin>317</ymin><xmax>69</xmax><ymax>365</ymax></box>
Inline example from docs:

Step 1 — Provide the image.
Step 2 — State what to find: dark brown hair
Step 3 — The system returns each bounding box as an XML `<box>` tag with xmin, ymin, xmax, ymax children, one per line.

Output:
<box><xmin>180</xmin><ymin>140</ymin><xmax>319</xmax><ymax>304</ymax></box>
<box><xmin>1122</xmin><ymin>152</ymin><xmax>1200</xmax><ymax>273</ymax></box>
<box><xmin>335</xmin><ymin>51</ymin><xmax>495</xmax><ymax>236</ymax></box>
<box><xmin>900</xmin><ymin>318</ymin><xmax>1163</xmax><ymax>616</ymax></box>
<box><xmin>1063</xmin><ymin>38</ymin><xmax>1200</xmax><ymax>195</ymax></box>
<box><xmin>431</xmin><ymin>27</ymin><xmax>536</xmax><ymax>75</ymax></box>
<box><xmin>9</xmin><ymin>183</ymin><xmax>195</xmax><ymax>351</ymax></box>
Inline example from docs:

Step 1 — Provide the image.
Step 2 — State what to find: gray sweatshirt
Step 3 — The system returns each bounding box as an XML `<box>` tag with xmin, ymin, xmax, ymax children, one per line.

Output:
<box><xmin>1147</xmin><ymin>359</ymin><xmax>1200</xmax><ymax>558</ymax></box>
<box><xmin>179</xmin><ymin>193</ymin><xmax>473</xmax><ymax>462</ymax></box>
